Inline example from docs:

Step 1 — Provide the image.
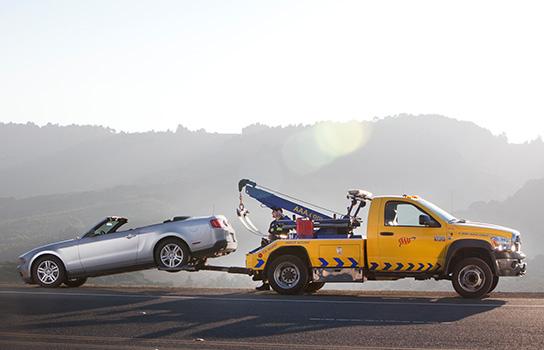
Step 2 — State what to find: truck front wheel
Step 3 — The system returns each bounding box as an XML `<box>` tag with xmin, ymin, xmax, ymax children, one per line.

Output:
<box><xmin>489</xmin><ymin>276</ymin><xmax>499</xmax><ymax>293</ymax></box>
<box><xmin>267</xmin><ymin>255</ymin><xmax>309</xmax><ymax>295</ymax></box>
<box><xmin>452</xmin><ymin>257</ymin><xmax>493</xmax><ymax>298</ymax></box>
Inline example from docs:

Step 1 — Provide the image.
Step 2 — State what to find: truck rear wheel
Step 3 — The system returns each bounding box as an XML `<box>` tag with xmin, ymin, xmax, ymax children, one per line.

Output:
<box><xmin>267</xmin><ymin>255</ymin><xmax>309</xmax><ymax>295</ymax></box>
<box><xmin>305</xmin><ymin>282</ymin><xmax>325</xmax><ymax>293</ymax></box>
<box><xmin>452</xmin><ymin>257</ymin><xmax>493</xmax><ymax>298</ymax></box>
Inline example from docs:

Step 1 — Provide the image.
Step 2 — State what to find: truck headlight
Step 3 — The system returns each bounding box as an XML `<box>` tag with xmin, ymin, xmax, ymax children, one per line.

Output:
<box><xmin>491</xmin><ymin>236</ymin><xmax>514</xmax><ymax>251</ymax></box>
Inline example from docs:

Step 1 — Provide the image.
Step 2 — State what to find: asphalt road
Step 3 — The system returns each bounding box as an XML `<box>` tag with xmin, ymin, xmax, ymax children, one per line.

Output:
<box><xmin>0</xmin><ymin>285</ymin><xmax>543</xmax><ymax>350</ymax></box>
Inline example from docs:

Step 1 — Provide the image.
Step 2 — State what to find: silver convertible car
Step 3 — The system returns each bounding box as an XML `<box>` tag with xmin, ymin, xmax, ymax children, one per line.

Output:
<box><xmin>17</xmin><ymin>215</ymin><xmax>237</xmax><ymax>287</ymax></box>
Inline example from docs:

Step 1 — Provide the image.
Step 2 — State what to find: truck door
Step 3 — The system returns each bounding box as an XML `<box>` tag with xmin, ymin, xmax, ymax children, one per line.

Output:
<box><xmin>374</xmin><ymin>200</ymin><xmax>446</xmax><ymax>273</ymax></box>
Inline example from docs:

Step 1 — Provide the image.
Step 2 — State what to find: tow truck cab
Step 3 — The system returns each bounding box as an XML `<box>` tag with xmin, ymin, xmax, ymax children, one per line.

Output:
<box><xmin>246</xmin><ymin>195</ymin><xmax>526</xmax><ymax>298</ymax></box>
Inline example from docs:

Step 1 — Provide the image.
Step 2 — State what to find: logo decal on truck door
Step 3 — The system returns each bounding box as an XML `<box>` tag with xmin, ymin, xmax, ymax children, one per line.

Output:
<box><xmin>398</xmin><ymin>236</ymin><xmax>416</xmax><ymax>247</ymax></box>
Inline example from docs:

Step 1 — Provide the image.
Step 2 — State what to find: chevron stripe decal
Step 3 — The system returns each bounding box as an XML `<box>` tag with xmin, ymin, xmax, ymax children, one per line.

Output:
<box><xmin>319</xmin><ymin>258</ymin><xmax>329</xmax><ymax>267</ymax></box>
<box><xmin>348</xmin><ymin>258</ymin><xmax>358</xmax><ymax>268</ymax></box>
<box><xmin>255</xmin><ymin>259</ymin><xmax>265</xmax><ymax>268</ymax></box>
<box><xmin>333</xmin><ymin>258</ymin><xmax>344</xmax><ymax>267</ymax></box>
<box><xmin>369</xmin><ymin>262</ymin><xmax>442</xmax><ymax>272</ymax></box>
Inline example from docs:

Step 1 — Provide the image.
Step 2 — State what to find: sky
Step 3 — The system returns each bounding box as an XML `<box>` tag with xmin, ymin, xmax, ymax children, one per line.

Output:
<box><xmin>0</xmin><ymin>0</ymin><xmax>543</xmax><ymax>143</ymax></box>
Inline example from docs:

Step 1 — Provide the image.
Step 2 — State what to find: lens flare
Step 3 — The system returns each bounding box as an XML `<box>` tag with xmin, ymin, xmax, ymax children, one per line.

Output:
<box><xmin>281</xmin><ymin>121</ymin><xmax>371</xmax><ymax>175</ymax></box>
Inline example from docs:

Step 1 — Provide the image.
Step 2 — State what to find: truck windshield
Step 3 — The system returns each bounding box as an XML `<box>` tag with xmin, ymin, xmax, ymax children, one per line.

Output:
<box><xmin>418</xmin><ymin>199</ymin><xmax>457</xmax><ymax>222</ymax></box>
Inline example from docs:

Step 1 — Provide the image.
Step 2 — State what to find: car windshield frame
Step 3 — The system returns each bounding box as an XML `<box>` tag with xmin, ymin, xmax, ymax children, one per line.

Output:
<box><xmin>417</xmin><ymin>198</ymin><xmax>458</xmax><ymax>223</ymax></box>
<box><xmin>83</xmin><ymin>217</ymin><xmax>128</xmax><ymax>238</ymax></box>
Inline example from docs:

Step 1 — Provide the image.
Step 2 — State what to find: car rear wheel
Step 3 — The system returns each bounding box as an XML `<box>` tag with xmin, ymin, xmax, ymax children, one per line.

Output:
<box><xmin>155</xmin><ymin>238</ymin><xmax>190</xmax><ymax>270</ymax></box>
<box><xmin>267</xmin><ymin>255</ymin><xmax>309</xmax><ymax>295</ymax></box>
<box><xmin>305</xmin><ymin>282</ymin><xmax>325</xmax><ymax>293</ymax></box>
<box><xmin>64</xmin><ymin>277</ymin><xmax>87</xmax><ymax>288</ymax></box>
<box><xmin>452</xmin><ymin>257</ymin><xmax>493</xmax><ymax>298</ymax></box>
<box><xmin>32</xmin><ymin>256</ymin><xmax>66</xmax><ymax>288</ymax></box>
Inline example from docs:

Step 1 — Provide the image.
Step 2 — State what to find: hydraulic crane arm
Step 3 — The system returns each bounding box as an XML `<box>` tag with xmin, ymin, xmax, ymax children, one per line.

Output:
<box><xmin>238</xmin><ymin>179</ymin><xmax>333</xmax><ymax>221</ymax></box>
<box><xmin>236</xmin><ymin>179</ymin><xmax>339</xmax><ymax>237</ymax></box>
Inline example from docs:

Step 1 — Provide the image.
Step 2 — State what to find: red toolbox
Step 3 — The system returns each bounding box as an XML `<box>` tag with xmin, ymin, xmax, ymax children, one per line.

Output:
<box><xmin>296</xmin><ymin>218</ymin><xmax>314</xmax><ymax>238</ymax></box>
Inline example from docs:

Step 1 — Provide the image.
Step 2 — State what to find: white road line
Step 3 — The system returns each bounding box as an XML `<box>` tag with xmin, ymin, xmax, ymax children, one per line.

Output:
<box><xmin>1</xmin><ymin>290</ymin><xmax>543</xmax><ymax>309</ymax></box>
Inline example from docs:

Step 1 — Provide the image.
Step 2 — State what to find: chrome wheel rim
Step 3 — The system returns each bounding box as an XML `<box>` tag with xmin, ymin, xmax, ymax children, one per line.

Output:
<box><xmin>273</xmin><ymin>261</ymin><xmax>300</xmax><ymax>290</ymax></box>
<box><xmin>458</xmin><ymin>265</ymin><xmax>485</xmax><ymax>292</ymax></box>
<box><xmin>37</xmin><ymin>260</ymin><xmax>60</xmax><ymax>285</ymax></box>
<box><xmin>160</xmin><ymin>244</ymin><xmax>184</xmax><ymax>268</ymax></box>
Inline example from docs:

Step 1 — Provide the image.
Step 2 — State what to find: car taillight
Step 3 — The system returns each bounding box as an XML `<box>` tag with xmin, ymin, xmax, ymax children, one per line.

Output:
<box><xmin>210</xmin><ymin>218</ymin><xmax>225</xmax><ymax>229</ymax></box>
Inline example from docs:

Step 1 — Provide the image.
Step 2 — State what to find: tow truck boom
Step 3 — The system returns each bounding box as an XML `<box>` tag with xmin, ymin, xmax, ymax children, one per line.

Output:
<box><xmin>238</xmin><ymin>179</ymin><xmax>333</xmax><ymax>220</ymax></box>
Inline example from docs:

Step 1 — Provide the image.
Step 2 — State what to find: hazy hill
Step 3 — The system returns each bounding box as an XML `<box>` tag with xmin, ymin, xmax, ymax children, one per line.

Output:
<box><xmin>0</xmin><ymin>122</ymin><xmax>113</xmax><ymax>170</ymax></box>
<box><xmin>0</xmin><ymin>123</ymin><xmax>234</xmax><ymax>197</ymax></box>
<box><xmin>458</xmin><ymin>177</ymin><xmax>544</xmax><ymax>257</ymax></box>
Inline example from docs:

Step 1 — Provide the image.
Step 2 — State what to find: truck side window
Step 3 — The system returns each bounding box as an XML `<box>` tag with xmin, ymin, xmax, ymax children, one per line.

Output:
<box><xmin>384</xmin><ymin>201</ymin><xmax>438</xmax><ymax>227</ymax></box>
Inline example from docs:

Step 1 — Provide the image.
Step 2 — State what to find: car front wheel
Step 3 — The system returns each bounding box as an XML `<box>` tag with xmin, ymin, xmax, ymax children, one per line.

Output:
<box><xmin>452</xmin><ymin>257</ymin><xmax>493</xmax><ymax>298</ymax></box>
<box><xmin>32</xmin><ymin>256</ymin><xmax>66</xmax><ymax>288</ymax></box>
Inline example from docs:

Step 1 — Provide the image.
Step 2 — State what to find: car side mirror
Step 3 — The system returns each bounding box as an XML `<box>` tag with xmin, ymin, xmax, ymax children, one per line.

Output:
<box><xmin>419</xmin><ymin>214</ymin><xmax>439</xmax><ymax>227</ymax></box>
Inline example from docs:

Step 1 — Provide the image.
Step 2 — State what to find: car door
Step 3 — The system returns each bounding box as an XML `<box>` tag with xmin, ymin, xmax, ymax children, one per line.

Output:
<box><xmin>77</xmin><ymin>220</ymin><xmax>139</xmax><ymax>273</ymax></box>
<box><xmin>376</xmin><ymin>200</ymin><xmax>446</xmax><ymax>273</ymax></box>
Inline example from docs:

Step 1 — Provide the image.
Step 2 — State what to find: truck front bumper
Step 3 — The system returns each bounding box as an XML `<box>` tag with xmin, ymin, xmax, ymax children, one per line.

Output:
<box><xmin>493</xmin><ymin>251</ymin><xmax>527</xmax><ymax>276</ymax></box>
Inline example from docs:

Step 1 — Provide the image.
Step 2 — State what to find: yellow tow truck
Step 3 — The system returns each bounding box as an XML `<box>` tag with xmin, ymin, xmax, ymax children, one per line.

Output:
<box><xmin>235</xmin><ymin>179</ymin><xmax>526</xmax><ymax>298</ymax></box>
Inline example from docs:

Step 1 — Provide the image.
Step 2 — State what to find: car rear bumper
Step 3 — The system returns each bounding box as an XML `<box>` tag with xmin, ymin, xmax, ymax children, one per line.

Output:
<box><xmin>193</xmin><ymin>239</ymin><xmax>237</xmax><ymax>258</ymax></box>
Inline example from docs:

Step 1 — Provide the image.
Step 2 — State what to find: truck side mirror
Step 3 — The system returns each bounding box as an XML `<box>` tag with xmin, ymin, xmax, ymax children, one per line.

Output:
<box><xmin>419</xmin><ymin>214</ymin><xmax>439</xmax><ymax>227</ymax></box>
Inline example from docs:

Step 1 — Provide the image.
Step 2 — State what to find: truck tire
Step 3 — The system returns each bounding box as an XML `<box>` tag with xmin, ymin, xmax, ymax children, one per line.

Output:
<box><xmin>155</xmin><ymin>238</ymin><xmax>190</xmax><ymax>270</ymax></box>
<box><xmin>267</xmin><ymin>255</ymin><xmax>309</xmax><ymax>295</ymax></box>
<box><xmin>452</xmin><ymin>257</ymin><xmax>493</xmax><ymax>298</ymax></box>
<box><xmin>64</xmin><ymin>277</ymin><xmax>87</xmax><ymax>288</ymax></box>
<box><xmin>32</xmin><ymin>255</ymin><xmax>66</xmax><ymax>288</ymax></box>
<box><xmin>488</xmin><ymin>276</ymin><xmax>499</xmax><ymax>293</ymax></box>
<box><xmin>305</xmin><ymin>282</ymin><xmax>325</xmax><ymax>293</ymax></box>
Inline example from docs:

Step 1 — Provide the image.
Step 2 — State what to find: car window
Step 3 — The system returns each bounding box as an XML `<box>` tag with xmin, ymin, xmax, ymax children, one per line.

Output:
<box><xmin>384</xmin><ymin>201</ymin><xmax>438</xmax><ymax>227</ymax></box>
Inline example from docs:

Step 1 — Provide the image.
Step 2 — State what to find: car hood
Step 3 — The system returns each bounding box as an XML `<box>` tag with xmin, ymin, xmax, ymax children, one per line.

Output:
<box><xmin>20</xmin><ymin>239</ymin><xmax>77</xmax><ymax>257</ymax></box>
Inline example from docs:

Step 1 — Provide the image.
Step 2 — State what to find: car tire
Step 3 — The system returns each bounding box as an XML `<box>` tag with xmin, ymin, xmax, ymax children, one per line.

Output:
<box><xmin>32</xmin><ymin>255</ymin><xmax>66</xmax><ymax>288</ymax></box>
<box><xmin>155</xmin><ymin>238</ymin><xmax>190</xmax><ymax>270</ymax></box>
<box><xmin>267</xmin><ymin>255</ymin><xmax>309</xmax><ymax>295</ymax></box>
<box><xmin>305</xmin><ymin>282</ymin><xmax>325</xmax><ymax>294</ymax></box>
<box><xmin>64</xmin><ymin>277</ymin><xmax>87</xmax><ymax>288</ymax></box>
<box><xmin>452</xmin><ymin>257</ymin><xmax>493</xmax><ymax>299</ymax></box>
